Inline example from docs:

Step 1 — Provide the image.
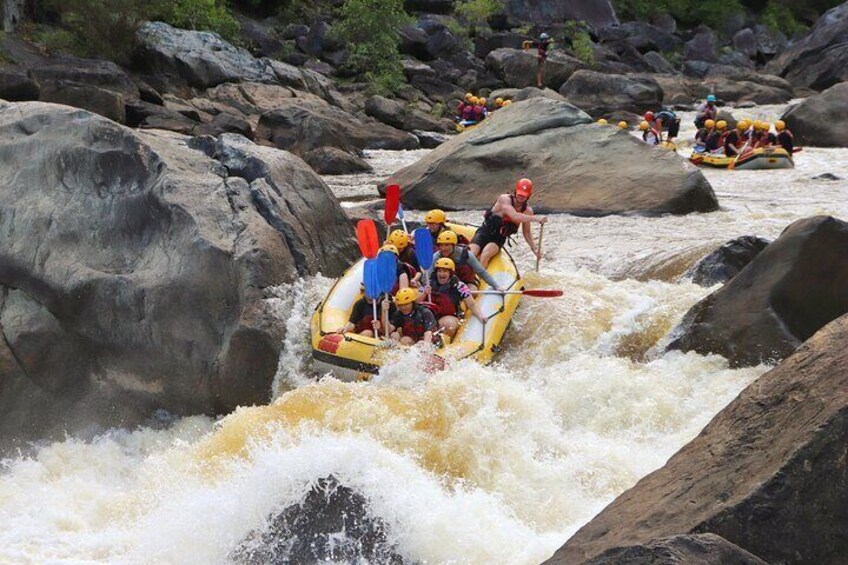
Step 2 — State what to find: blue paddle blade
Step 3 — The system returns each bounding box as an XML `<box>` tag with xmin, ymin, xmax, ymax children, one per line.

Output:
<box><xmin>363</xmin><ymin>259</ymin><xmax>381</xmax><ymax>300</ymax></box>
<box><xmin>397</xmin><ymin>203</ymin><xmax>405</xmax><ymax>219</ymax></box>
<box><xmin>414</xmin><ymin>227</ymin><xmax>434</xmax><ymax>270</ymax></box>
<box><xmin>377</xmin><ymin>250</ymin><xmax>397</xmax><ymax>294</ymax></box>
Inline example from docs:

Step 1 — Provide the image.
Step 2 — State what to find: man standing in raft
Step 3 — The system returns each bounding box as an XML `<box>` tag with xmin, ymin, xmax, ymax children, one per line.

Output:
<box><xmin>469</xmin><ymin>178</ymin><xmax>547</xmax><ymax>268</ymax></box>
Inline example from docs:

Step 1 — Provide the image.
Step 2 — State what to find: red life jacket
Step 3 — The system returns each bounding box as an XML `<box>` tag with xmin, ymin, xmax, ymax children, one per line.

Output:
<box><xmin>354</xmin><ymin>313</ymin><xmax>375</xmax><ymax>334</ymax></box>
<box><xmin>461</xmin><ymin>105</ymin><xmax>476</xmax><ymax>121</ymax></box>
<box><xmin>430</xmin><ymin>277</ymin><xmax>462</xmax><ymax>318</ymax></box>
<box><xmin>453</xmin><ymin>246</ymin><xmax>476</xmax><ymax>285</ymax></box>
<box><xmin>399</xmin><ymin>306</ymin><xmax>430</xmax><ymax>341</ymax></box>
<box><xmin>457</xmin><ymin>102</ymin><xmax>466</xmax><ymax>115</ymax></box>
<box><xmin>473</xmin><ymin>105</ymin><xmax>485</xmax><ymax>121</ymax></box>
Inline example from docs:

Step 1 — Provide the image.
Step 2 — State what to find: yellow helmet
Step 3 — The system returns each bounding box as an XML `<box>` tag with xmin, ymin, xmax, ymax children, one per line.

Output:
<box><xmin>736</xmin><ymin>120</ymin><xmax>747</xmax><ymax>130</ymax></box>
<box><xmin>387</xmin><ymin>229</ymin><xmax>409</xmax><ymax>251</ymax></box>
<box><xmin>754</xmin><ymin>120</ymin><xmax>765</xmax><ymax>130</ymax></box>
<box><xmin>617</xmin><ymin>121</ymin><xmax>628</xmax><ymax>129</ymax></box>
<box><xmin>716</xmin><ymin>120</ymin><xmax>727</xmax><ymax>130</ymax></box>
<box><xmin>705</xmin><ymin>119</ymin><xmax>715</xmax><ymax>129</ymax></box>
<box><xmin>434</xmin><ymin>257</ymin><xmax>455</xmax><ymax>271</ymax></box>
<box><xmin>394</xmin><ymin>287</ymin><xmax>419</xmax><ymax>306</ymax></box>
<box><xmin>465</xmin><ymin>92</ymin><xmax>473</xmax><ymax>101</ymax></box>
<box><xmin>495</xmin><ymin>97</ymin><xmax>504</xmax><ymax>105</ymax></box>
<box><xmin>436</xmin><ymin>231</ymin><xmax>458</xmax><ymax>245</ymax></box>
<box><xmin>597</xmin><ymin>118</ymin><xmax>608</xmax><ymax>125</ymax></box>
<box><xmin>424</xmin><ymin>209</ymin><xmax>447</xmax><ymax>224</ymax></box>
<box><xmin>775</xmin><ymin>120</ymin><xmax>786</xmax><ymax>131</ymax></box>
<box><xmin>380</xmin><ymin>243</ymin><xmax>398</xmax><ymax>255</ymax></box>
<box><xmin>479</xmin><ymin>97</ymin><xmax>487</xmax><ymax>106</ymax></box>
<box><xmin>503</xmin><ymin>100</ymin><xmax>512</xmax><ymax>106</ymax></box>
<box><xmin>470</xmin><ymin>96</ymin><xmax>479</xmax><ymax>105</ymax></box>
<box><xmin>639</xmin><ymin>120</ymin><xmax>649</xmax><ymax>130</ymax></box>
<box><xmin>763</xmin><ymin>122</ymin><xmax>771</xmax><ymax>131</ymax></box>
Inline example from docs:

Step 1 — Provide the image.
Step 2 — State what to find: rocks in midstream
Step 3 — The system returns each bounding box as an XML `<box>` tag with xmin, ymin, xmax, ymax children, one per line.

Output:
<box><xmin>668</xmin><ymin>216</ymin><xmax>848</xmax><ymax>367</ymax></box>
<box><xmin>0</xmin><ymin>102</ymin><xmax>359</xmax><ymax>444</ymax></box>
<box><xmin>684</xmin><ymin>236</ymin><xmax>771</xmax><ymax>287</ymax></box>
<box><xmin>230</xmin><ymin>476</ymin><xmax>405</xmax><ymax>565</ymax></box>
<box><xmin>782</xmin><ymin>81</ymin><xmax>848</xmax><ymax>148</ymax></box>
<box><xmin>546</xmin><ymin>312</ymin><xmax>848</xmax><ymax>565</ymax></box>
<box><xmin>765</xmin><ymin>1</ymin><xmax>848</xmax><ymax>90</ymax></box>
<box><xmin>382</xmin><ymin>98</ymin><xmax>718</xmax><ymax>216</ymax></box>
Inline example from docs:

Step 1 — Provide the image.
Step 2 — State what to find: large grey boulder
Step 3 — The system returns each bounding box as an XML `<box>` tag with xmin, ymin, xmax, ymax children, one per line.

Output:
<box><xmin>485</xmin><ymin>48</ymin><xmax>585</xmax><ymax>90</ymax></box>
<box><xmin>364</xmin><ymin>95</ymin><xmax>453</xmax><ymax>133</ymax></box>
<box><xmin>668</xmin><ymin>216</ymin><xmax>848</xmax><ymax>367</ymax></box>
<box><xmin>547</xmin><ymin>311</ymin><xmax>848</xmax><ymax>565</ymax></box>
<box><xmin>560</xmin><ymin>70</ymin><xmax>663</xmax><ymax>115</ymax></box>
<box><xmin>136</xmin><ymin>22</ymin><xmax>277</xmax><ymax>88</ymax></box>
<box><xmin>382</xmin><ymin>98</ymin><xmax>717</xmax><ymax>216</ymax></box>
<box><xmin>765</xmin><ymin>1</ymin><xmax>848</xmax><ymax>90</ymax></box>
<box><xmin>782</xmin><ymin>82</ymin><xmax>848</xmax><ymax>147</ymax></box>
<box><xmin>0</xmin><ymin>102</ymin><xmax>358</xmax><ymax>444</ymax></box>
<box><xmin>256</xmin><ymin>98</ymin><xmax>420</xmax><ymax>156</ymax></box>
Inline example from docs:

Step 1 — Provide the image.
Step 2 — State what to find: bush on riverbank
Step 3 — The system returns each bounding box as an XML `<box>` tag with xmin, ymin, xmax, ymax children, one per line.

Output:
<box><xmin>333</xmin><ymin>0</ymin><xmax>411</xmax><ymax>95</ymax></box>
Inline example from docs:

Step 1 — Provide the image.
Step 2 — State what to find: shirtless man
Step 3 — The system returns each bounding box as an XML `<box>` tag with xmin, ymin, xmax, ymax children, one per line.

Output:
<box><xmin>468</xmin><ymin>178</ymin><xmax>547</xmax><ymax>268</ymax></box>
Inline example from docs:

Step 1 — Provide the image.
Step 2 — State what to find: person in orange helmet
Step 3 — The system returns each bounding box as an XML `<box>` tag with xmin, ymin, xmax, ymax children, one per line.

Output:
<box><xmin>469</xmin><ymin>178</ymin><xmax>547</xmax><ymax>268</ymax></box>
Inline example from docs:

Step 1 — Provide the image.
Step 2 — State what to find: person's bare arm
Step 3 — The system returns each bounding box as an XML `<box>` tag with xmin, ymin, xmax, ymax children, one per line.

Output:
<box><xmin>522</xmin><ymin>220</ymin><xmax>540</xmax><ymax>257</ymax></box>
<box><xmin>501</xmin><ymin>199</ymin><xmax>545</xmax><ymax>224</ymax></box>
<box><xmin>464</xmin><ymin>296</ymin><xmax>486</xmax><ymax>322</ymax></box>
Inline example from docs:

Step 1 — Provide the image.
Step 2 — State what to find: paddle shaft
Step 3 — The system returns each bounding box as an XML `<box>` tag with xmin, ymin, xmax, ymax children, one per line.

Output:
<box><xmin>535</xmin><ymin>223</ymin><xmax>544</xmax><ymax>272</ymax></box>
<box><xmin>471</xmin><ymin>289</ymin><xmax>563</xmax><ymax>297</ymax></box>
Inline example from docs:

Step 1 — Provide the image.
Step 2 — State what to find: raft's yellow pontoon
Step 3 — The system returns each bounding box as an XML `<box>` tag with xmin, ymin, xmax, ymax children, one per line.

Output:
<box><xmin>456</xmin><ymin>122</ymin><xmax>480</xmax><ymax>133</ymax></box>
<box><xmin>310</xmin><ymin>223</ymin><xmax>523</xmax><ymax>381</ymax></box>
<box><xmin>689</xmin><ymin>147</ymin><xmax>794</xmax><ymax>170</ymax></box>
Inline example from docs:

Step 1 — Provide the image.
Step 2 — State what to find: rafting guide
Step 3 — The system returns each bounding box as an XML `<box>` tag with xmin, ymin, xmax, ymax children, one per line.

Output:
<box><xmin>469</xmin><ymin>178</ymin><xmax>548</xmax><ymax>268</ymax></box>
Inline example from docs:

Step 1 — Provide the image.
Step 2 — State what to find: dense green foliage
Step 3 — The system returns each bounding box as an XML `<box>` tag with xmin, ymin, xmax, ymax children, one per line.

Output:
<box><xmin>39</xmin><ymin>0</ymin><xmax>239</xmax><ymax>60</ymax></box>
<box><xmin>455</xmin><ymin>0</ymin><xmax>503</xmax><ymax>28</ymax></box>
<box><xmin>333</xmin><ymin>0</ymin><xmax>412</xmax><ymax>94</ymax></box>
<box><xmin>564</xmin><ymin>21</ymin><xmax>596</xmax><ymax>67</ymax></box>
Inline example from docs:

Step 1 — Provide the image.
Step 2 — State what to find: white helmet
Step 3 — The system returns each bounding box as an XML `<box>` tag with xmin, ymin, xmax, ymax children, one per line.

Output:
<box><xmin>540</xmin><ymin>33</ymin><xmax>549</xmax><ymax>40</ymax></box>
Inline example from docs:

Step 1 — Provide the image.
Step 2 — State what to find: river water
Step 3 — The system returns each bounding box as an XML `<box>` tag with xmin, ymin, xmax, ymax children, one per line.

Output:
<box><xmin>1</xmin><ymin>103</ymin><xmax>846</xmax><ymax>564</ymax></box>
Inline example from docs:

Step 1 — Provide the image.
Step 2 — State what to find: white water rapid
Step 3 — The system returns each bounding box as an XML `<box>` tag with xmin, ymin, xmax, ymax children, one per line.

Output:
<box><xmin>1</xmin><ymin>103</ymin><xmax>847</xmax><ymax>564</ymax></box>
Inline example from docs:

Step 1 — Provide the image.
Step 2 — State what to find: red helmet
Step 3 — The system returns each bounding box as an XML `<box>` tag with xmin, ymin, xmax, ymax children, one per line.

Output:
<box><xmin>515</xmin><ymin>178</ymin><xmax>533</xmax><ymax>197</ymax></box>
<box><xmin>644</xmin><ymin>111</ymin><xmax>654</xmax><ymax>122</ymax></box>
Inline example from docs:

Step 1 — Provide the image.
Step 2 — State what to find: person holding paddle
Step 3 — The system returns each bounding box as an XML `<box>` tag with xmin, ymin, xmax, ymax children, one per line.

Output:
<box><xmin>389</xmin><ymin>287</ymin><xmax>437</xmax><ymax>346</ymax></box>
<box><xmin>432</xmin><ymin>231</ymin><xmax>500</xmax><ymax>292</ymax></box>
<box><xmin>469</xmin><ymin>178</ymin><xmax>547</xmax><ymax>268</ymax></box>
<box><xmin>336</xmin><ymin>284</ymin><xmax>382</xmax><ymax>336</ymax></box>
<box><xmin>421</xmin><ymin>258</ymin><xmax>486</xmax><ymax>339</ymax></box>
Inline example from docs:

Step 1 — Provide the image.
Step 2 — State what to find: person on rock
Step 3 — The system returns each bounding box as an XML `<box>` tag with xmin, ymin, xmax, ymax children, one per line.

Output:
<box><xmin>653</xmin><ymin>108</ymin><xmax>680</xmax><ymax>141</ymax></box>
<box><xmin>531</xmin><ymin>32</ymin><xmax>553</xmax><ymax>88</ymax></box>
<box><xmin>640</xmin><ymin>121</ymin><xmax>660</xmax><ymax>145</ymax></box>
<box><xmin>387</xmin><ymin>229</ymin><xmax>419</xmax><ymax>271</ymax></box>
<box><xmin>421</xmin><ymin>258</ymin><xmax>486</xmax><ymax>339</ymax></box>
<box><xmin>494</xmin><ymin>97</ymin><xmax>505</xmax><ymax>110</ymax></box>
<box><xmin>337</xmin><ymin>284</ymin><xmax>381</xmax><ymax>336</ymax></box>
<box><xmin>775</xmin><ymin>120</ymin><xmax>795</xmax><ymax>154</ymax></box>
<box><xmin>469</xmin><ymin>178</ymin><xmax>547</xmax><ymax>268</ymax></box>
<box><xmin>694</xmin><ymin>94</ymin><xmax>718</xmax><ymax>128</ymax></box>
<box><xmin>389</xmin><ymin>287</ymin><xmax>437</xmax><ymax>345</ymax></box>
<box><xmin>431</xmin><ymin>230</ymin><xmax>500</xmax><ymax>292</ymax></box>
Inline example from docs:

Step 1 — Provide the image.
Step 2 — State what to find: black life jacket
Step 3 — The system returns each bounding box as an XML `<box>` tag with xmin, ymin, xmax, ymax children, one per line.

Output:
<box><xmin>453</xmin><ymin>246</ymin><xmax>476</xmax><ymax>285</ymax></box>
<box><xmin>483</xmin><ymin>195</ymin><xmax>528</xmax><ymax>237</ymax></box>
<box><xmin>399</xmin><ymin>305</ymin><xmax>430</xmax><ymax>341</ymax></box>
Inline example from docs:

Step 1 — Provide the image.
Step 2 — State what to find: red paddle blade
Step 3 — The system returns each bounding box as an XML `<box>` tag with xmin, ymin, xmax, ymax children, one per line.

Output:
<box><xmin>523</xmin><ymin>289</ymin><xmax>563</xmax><ymax>297</ymax></box>
<box><xmin>384</xmin><ymin>184</ymin><xmax>400</xmax><ymax>225</ymax></box>
<box><xmin>356</xmin><ymin>219</ymin><xmax>379</xmax><ymax>258</ymax></box>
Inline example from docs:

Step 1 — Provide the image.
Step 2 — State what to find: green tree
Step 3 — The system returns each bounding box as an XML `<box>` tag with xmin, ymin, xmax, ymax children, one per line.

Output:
<box><xmin>333</xmin><ymin>0</ymin><xmax>412</xmax><ymax>94</ymax></box>
<box><xmin>455</xmin><ymin>0</ymin><xmax>503</xmax><ymax>28</ymax></box>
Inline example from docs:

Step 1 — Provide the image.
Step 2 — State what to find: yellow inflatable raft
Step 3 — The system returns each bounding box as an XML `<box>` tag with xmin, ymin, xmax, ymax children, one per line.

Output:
<box><xmin>689</xmin><ymin>147</ymin><xmax>794</xmax><ymax>170</ymax></box>
<box><xmin>456</xmin><ymin>122</ymin><xmax>480</xmax><ymax>133</ymax></box>
<box><xmin>660</xmin><ymin>140</ymin><xmax>678</xmax><ymax>152</ymax></box>
<box><xmin>310</xmin><ymin>223</ymin><xmax>523</xmax><ymax>381</ymax></box>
